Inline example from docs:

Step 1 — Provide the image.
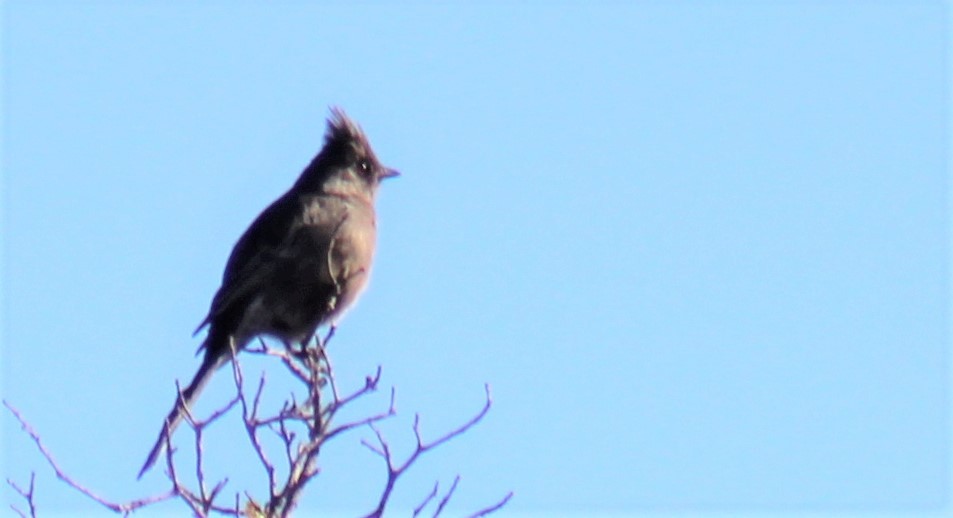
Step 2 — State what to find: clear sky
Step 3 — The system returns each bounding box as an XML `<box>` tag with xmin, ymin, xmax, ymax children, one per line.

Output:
<box><xmin>2</xmin><ymin>2</ymin><xmax>950</xmax><ymax>517</ymax></box>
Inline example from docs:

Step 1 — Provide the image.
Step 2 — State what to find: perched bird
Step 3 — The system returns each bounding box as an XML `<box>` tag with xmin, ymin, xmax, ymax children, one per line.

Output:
<box><xmin>139</xmin><ymin>108</ymin><xmax>398</xmax><ymax>478</ymax></box>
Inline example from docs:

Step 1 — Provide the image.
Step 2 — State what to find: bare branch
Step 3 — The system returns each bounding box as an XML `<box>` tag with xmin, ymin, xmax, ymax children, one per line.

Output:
<box><xmin>328</xmin><ymin>366</ymin><xmax>384</xmax><ymax>410</ymax></box>
<box><xmin>5</xmin><ymin>328</ymin><xmax>509</xmax><ymax>517</ymax></box>
<box><xmin>466</xmin><ymin>491</ymin><xmax>514</xmax><ymax>518</ymax></box>
<box><xmin>3</xmin><ymin>400</ymin><xmax>178</xmax><ymax>514</ymax></box>
<box><xmin>325</xmin><ymin>387</ymin><xmax>396</xmax><ymax>442</ymax></box>
<box><xmin>413</xmin><ymin>480</ymin><xmax>439</xmax><ymax>517</ymax></box>
<box><xmin>246</xmin><ymin>339</ymin><xmax>310</xmax><ymax>384</ymax></box>
<box><xmin>433</xmin><ymin>475</ymin><xmax>460</xmax><ymax>517</ymax></box>
<box><xmin>6</xmin><ymin>472</ymin><xmax>37</xmax><ymax>518</ymax></box>
<box><xmin>419</xmin><ymin>384</ymin><xmax>493</xmax><ymax>453</ymax></box>
<box><xmin>362</xmin><ymin>384</ymin><xmax>498</xmax><ymax>518</ymax></box>
<box><xmin>229</xmin><ymin>352</ymin><xmax>278</xmax><ymax>499</ymax></box>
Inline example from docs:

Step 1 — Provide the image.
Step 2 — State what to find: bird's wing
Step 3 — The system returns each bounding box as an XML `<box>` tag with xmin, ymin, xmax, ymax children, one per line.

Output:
<box><xmin>193</xmin><ymin>192</ymin><xmax>301</xmax><ymax>337</ymax></box>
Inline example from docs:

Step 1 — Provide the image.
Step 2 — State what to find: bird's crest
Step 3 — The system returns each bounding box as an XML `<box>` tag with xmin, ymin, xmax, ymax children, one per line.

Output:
<box><xmin>325</xmin><ymin>107</ymin><xmax>367</xmax><ymax>147</ymax></box>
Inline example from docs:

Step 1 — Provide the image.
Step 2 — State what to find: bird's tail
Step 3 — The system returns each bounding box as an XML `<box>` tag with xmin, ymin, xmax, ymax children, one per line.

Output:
<box><xmin>137</xmin><ymin>348</ymin><xmax>228</xmax><ymax>479</ymax></box>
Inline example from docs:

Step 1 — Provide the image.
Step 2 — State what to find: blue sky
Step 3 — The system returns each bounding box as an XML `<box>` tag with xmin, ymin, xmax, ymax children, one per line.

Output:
<box><xmin>2</xmin><ymin>2</ymin><xmax>950</xmax><ymax>516</ymax></box>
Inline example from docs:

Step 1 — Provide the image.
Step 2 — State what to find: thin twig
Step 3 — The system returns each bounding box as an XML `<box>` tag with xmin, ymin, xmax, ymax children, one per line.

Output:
<box><xmin>325</xmin><ymin>387</ymin><xmax>396</xmax><ymax>442</ymax></box>
<box><xmin>465</xmin><ymin>491</ymin><xmax>514</xmax><ymax>518</ymax></box>
<box><xmin>5</xmin><ymin>328</ymin><xmax>510</xmax><ymax>517</ymax></box>
<box><xmin>229</xmin><ymin>352</ymin><xmax>278</xmax><ymax>498</ymax></box>
<box><xmin>433</xmin><ymin>475</ymin><xmax>460</xmax><ymax>517</ymax></box>
<box><xmin>3</xmin><ymin>400</ymin><xmax>177</xmax><ymax>514</ymax></box>
<box><xmin>6</xmin><ymin>472</ymin><xmax>37</xmax><ymax>518</ymax></box>
<box><xmin>413</xmin><ymin>481</ymin><xmax>439</xmax><ymax>517</ymax></box>
<box><xmin>361</xmin><ymin>385</ymin><xmax>496</xmax><ymax>518</ymax></box>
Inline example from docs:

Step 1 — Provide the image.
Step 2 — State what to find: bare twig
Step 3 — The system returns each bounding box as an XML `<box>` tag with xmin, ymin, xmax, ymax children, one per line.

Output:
<box><xmin>5</xmin><ymin>325</ymin><xmax>510</xmax><ymax>517</ymax></box>
<box><xmin>361</xmin><ymin>384</ymin><xmax>498</xmax><ymax>518</ymax></box>
<box><xmin>247</xmin><ymin>338</ymin><xmax>310</xmax><ymax>383</ymax></box>
<box><xmin>325</xmin><ymin>386</ymin><xmax>396</xmax><ymax>442</ymax></box>
<box><xmin>261</xmin><ymin>329</ymin><xmax>388</xmax><ymax>517</ymax></box>
<box><xmin>229</xmin><ymin>350</ymin><xmax>279</xmax><ymax>500</ymax></box>
<box><xmin>466</xmin><ymin>491</ymin><xmax>515</xmax><ymax>518</ymax></box>
<box><xmin>434</xmin><ymin>475</ymin><xmax>460</xmax><ymax>517</ymax></box>
<box><xmin>7</xmin><ymin>472</ymin><xmax>37</xmax><ymax>518</ymax></box>
<box><xmin>3</xmin><ymin>400</ymin><xmax>178</xmax><ymax>515</ymax></box>
<box><xmin>413</xmin><ymin>481</ymin><xmax>439</xmax><ymax>517</ymax></box>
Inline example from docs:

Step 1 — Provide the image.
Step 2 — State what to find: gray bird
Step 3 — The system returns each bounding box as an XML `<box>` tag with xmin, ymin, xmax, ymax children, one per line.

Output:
<box><xmin>139</xmin><ymin>108</ymin><xmax>398</xmax><ymax>478</ymax></box>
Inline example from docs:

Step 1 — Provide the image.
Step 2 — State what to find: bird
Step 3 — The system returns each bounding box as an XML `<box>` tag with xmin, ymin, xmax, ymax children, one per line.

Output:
<box><xmin>138</xmin><ymin>108</ymin><xmax>398</xmax><ymax>478</ymax></box>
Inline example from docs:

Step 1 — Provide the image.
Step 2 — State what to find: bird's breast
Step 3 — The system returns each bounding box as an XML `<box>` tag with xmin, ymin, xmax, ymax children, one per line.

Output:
<box><xmin>300</xmin><ymin>195</ymin><xmax>378</xmax><ymax>321</ymax></box>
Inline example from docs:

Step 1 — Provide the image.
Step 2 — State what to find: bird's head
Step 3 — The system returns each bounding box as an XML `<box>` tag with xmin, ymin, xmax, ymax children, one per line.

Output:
<box><xmin>296</xmin><ymin>107</ymin><xmax>399</xmax><ymax>199</ymax></box>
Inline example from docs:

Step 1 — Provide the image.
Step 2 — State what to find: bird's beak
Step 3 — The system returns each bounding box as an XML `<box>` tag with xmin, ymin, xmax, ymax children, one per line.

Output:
<box><xmin>381</xmin><ymin>168</ymin><xmax>400</xmax><ymax>180</ymax></box>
